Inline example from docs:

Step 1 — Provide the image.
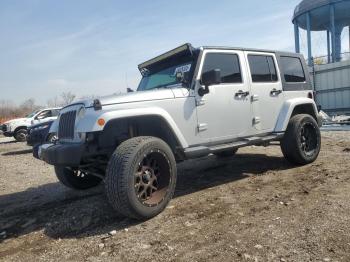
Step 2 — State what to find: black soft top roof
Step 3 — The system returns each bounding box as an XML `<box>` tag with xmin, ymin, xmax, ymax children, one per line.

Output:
<box><xmin>202</xmin><ymin>46</ymin><xmax>304</xmax><ymax>59</ymax></box>
<box><xmin>138</xmin><ymin>43</ymin><xmax>305</xmax><ymax>73</ymax></box>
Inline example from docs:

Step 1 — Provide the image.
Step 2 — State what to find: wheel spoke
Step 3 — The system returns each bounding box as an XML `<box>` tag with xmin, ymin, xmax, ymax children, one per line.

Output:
<box><xmin>133</xmin><ymin>150</ymin><xmax>171</xmax><ymax>206</ymax></box>
<box><xmin>299</xmin><ymin>123</ymin><xmax>318</xmax><ymax>156</ymax></box>
<box><xmin>135</xmin><ymin>183</ymin><xmax>141</xmax><ymax>191</ymax></box>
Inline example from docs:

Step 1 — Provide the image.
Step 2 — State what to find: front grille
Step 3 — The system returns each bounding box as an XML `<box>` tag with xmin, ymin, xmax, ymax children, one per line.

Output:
<box><xmin>1</xmin><ymin>125</ymin><xmax>7</xmax><ymax>132</ymax></box>
<box><xmin>58</xmin><ymin>110</ymin><xmax>76</xmax><ymax>139</ymax></box>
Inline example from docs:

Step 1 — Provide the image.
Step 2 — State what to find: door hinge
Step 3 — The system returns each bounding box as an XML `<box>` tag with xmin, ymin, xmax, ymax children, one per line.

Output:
<box><xmin>198</xmin><ymin>123</ymin><xmax>208</xmax><ymax>132</ymax></box>
<box><xmin>253</xmin><ymin>117</ymin><xmax>261</xmax><ymax>124</ymax></box>
<box><xmin>196</xmin><ymin>99</ymin><xmax>206</xmax><ymax>106</ymax></box>
<box><xmin>251</xmin><ymin>94</ymin><xmax>259</xmax><ymax>102</ymax></box>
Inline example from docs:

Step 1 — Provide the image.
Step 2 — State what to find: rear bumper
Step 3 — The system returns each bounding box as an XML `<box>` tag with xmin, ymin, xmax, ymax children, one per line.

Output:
<box><xmin>39</xmin><ymin>143</ymin><xmax>85</xmax><ymax>167</ymax></box>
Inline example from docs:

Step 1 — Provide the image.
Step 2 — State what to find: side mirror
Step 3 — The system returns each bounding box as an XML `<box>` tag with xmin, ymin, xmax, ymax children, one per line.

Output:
<box><xmin>127</xmin><ymin>88</ymin><xmax>134</xmax><ymax>93</ymax></box>
<box><xmin>199</xmin><ymin>69</ymin><xmax>221</xmax><ymax>96</ymax></box>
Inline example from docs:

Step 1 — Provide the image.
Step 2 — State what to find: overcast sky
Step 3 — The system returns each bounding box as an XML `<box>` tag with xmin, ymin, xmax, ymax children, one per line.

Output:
<box><xmin>0</xmin><ymin>0</ymin><xmax>324</xmax><ymax>105</ymax></box>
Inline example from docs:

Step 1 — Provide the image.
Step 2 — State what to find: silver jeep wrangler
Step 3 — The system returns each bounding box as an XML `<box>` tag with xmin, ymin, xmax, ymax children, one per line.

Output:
<box><xmin>39</xmin><ymin>43</ymin><xmax>322</xmax><ymax>220</ymax></box>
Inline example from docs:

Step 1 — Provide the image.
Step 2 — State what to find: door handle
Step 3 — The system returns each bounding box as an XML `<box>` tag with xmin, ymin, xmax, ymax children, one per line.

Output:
<box><xmin>270</xmin><ymin>89</ymin><xmax>282</xmax><ymax>96</ymax></box>
<box><xmin>235</xmin><ymin>90</ymin><xmax>250</xmax><ymax>97</ymax></box>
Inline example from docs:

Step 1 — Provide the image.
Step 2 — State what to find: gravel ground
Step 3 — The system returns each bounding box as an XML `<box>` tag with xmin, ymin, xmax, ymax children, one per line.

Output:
<box><xmin>0</xmin><ymin>131</ymin><xmax>349</xmax><ymax>262</ymax></box>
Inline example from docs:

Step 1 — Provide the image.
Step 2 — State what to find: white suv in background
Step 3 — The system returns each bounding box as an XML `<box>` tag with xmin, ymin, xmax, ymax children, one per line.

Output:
<box><xmin>1</xmin><ymin>107</ymin><xmax>61</xmax><ymax>142</ymax></box>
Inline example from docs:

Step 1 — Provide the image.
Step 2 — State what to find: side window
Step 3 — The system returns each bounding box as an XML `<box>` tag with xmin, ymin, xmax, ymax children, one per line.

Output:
<box><xmin>52</xmin><ymin>109</ymin><xmax>60</xmax><ymax>117</ymax></box>
<box><xmin>202</xmin><ymin>53</ymin><xmax>242</xmax><ymax>84</ymax></box>
<box><xmin>36</xmin><ymin>110</ymin><xmax>52</xmax><ymax>119</ymax></box>
<box><xmin>280</xmin><ymin>56</ymin><xmax>306</xmax><ymax>82</ymax></box>
<box><xmin>248</xmin><ymin>55</ymin><xmax>278</xmax><ymax>82</ymax></box>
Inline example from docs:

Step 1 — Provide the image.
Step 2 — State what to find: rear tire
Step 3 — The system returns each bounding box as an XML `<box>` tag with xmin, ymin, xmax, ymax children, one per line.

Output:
<box><xmin>105</xmin><ymin>136</ymin><xmax>177</xmax><ymax>220</ymax></box>
<box><xmin>214</xmin><ymin>148</ymin><xmax>238</xmax><ymax>157</ymax></box>
<box><xmin>281</xmin><ymin>114</ymin><xmax>321</xmax><ymax>165</ymax></box>
<box><xmin>14</xmin><ymin>129</ymin><xmax>27</xmax><ymax>142</ymax></box>
<box><xmin>55</xmin><ymin>166</ymin><xmax>102</xmax><ymax>190</ymax></box>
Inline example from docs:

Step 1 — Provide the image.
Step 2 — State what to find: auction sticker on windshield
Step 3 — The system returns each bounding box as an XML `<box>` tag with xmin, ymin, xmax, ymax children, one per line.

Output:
<box><xmin>174</xmin><ymin>64</ymin><xmax>191</xmax><ymax>75</ymax></box>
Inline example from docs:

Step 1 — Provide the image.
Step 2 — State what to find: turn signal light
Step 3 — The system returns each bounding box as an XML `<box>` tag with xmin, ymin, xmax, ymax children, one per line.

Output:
<box><xmin>97</xmin><ymin>118</ymin><xmax>105</xmax><ymax>126</ymax></box>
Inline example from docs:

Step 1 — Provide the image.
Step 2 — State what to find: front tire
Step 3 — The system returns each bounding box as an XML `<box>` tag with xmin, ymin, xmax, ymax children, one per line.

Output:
<box><xmin>46</xmin><ymin>133</ymin><xmax>57</xmax><ymax>143</ymax></box>
<box><xmin>54</xmin><ymin>167</ymin><xmax>102</xmax><ymax>190</ymax></box>
<box><xmin>14</xmin><ymin>129</ymin><xmax>27</xmax><ymax>142</ymax></box>
<box><xmin>281</xmin><ymin>114</ymin><xmax>321</xmax><ymax>165</ymax></box>
<box><xmin>105</xmin><ymin>136</ymin><xmax>177</xmax><ymax>220</ymax></box>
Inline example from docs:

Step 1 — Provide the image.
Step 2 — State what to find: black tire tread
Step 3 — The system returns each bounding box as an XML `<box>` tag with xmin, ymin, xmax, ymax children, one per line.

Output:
<box><xmin>14</xmin><ymin>129</ymin><xmax>27</xmax><ymax>142</ymax></box>
<box><xmin>55</xmin><ymin>166</ymin><xmax>101</xmax><ymax>190</ymax></box>
<box><xmin>281</xmin><ymin>114</ymin><xmax>321</xmax><ymax>165</ymax></box>
<box><xmin>105</xmin><ymin>136</ymin><xmax>176</xmax><ymax>220</ymax></box>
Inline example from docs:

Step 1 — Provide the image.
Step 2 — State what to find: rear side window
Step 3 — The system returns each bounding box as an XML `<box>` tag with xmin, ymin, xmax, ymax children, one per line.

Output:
<box><xmin>248</xmin><ymin>55</ymin><xmax>278</xmax><ymax>82</ymax></box>
<box><xmin>202</xmin><ymin>53</ymin><xmax>242</xmax><ymax>84</ymax></box>
<box><xmin>280</xmin><ymin>56</ymin><xmax>306</xmax><ymax>82</ymax></box>
<box><xmin>37</xmin><ymin>110</ymin><xmax>52</xmax><ymax>119</ymax></box>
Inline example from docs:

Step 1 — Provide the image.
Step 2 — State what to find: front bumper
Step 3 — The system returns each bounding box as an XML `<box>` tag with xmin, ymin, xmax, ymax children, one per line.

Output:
<box><xmin>27</xmin><ymin>129</ymin><xmax>47</xmax><ymax>146</ymax></box>
<box><xmin>3</xmin><ymin>131</ymin><xmax>14</xmax><ymax>137</ymax></box>
<box><xmin>1</xmin><ymin>124</ymin><xmax>11</xmax><ymax>135</ymax></box>
<box><xmin>39</xmin><ymin>143</ymin><xmax>85</xmax><ymax>166</ymax></box>
<box><xmin>317</xmin><ymin>115</ymin><xmax>323</xmax><ymax>127</ymax></box>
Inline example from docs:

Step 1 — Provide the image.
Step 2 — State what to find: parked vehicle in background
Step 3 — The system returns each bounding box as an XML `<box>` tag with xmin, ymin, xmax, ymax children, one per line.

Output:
<box><xmin>27</xmin><ymin>120</ymin><xmax>56</xmax><ymax>146</ymax></box>
<box><xmin>38</xmin><ymin>43</ymin><xmax>322</xmax><ymax>220</ymax></box>
<box><xmin>1</xmin><ymin>107</ymin><xmax>61</xmax><ymax>142</ymax></box>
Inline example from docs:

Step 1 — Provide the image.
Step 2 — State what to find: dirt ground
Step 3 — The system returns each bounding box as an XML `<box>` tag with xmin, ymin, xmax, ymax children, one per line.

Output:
<box><xmin>0</xmin><ymin>131</ymin><xmax>349</xmax><ymax>262</ymax></box>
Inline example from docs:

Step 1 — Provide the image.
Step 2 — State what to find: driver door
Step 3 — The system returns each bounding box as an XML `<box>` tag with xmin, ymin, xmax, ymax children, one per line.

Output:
<box><xmin>195</xmin><ymin>50</ymin><xmax>252</xmax><ymax>143</ymax></box>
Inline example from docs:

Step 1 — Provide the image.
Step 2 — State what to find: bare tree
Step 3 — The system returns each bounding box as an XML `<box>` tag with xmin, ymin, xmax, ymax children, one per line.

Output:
<box><xmin>0</xmin><ymin>100</ymin><xmax>15</xmax><ymax>122</ymax></box>
<box><xmin>20</xmin><ymin>98</ymin><xmax>36</xmax><ymax>111</ymax></box>
<box><xmin>19</xmin><ymin>98</ymin><xmax>40</xmax><ymax>115</ymax></box>
<box><xmin>61</xmin><ymin>92</ymin><xmax>76</xmax><ymax>106</ymax></box>
<box><xmin>0</xmin><ymin>100</ymin><xmax>14</xmax><ymax>115</ymax></box>
<box><xmin>78</xmin><ymin>94</ymin><xmax>100</xmax><ymax>100</ymax></box>
<box><xmin>47</xmin><ymin>96</ymin><xmax>60</xmax><ymax>107</ymax></box>
<box><xmin>0</xmin><ymin>98</ymin><xmax>41</xmax><ymax>123</ymax></box>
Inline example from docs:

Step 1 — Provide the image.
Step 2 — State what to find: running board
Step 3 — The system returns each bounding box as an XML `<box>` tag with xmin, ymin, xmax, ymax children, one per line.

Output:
<box><xmin>183</xmin><ymin>133</ymin><xmax>284</xmax><ymax>159</ymax></box>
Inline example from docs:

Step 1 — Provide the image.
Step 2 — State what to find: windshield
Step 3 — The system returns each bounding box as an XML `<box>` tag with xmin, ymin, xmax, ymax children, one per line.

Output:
<box><xmin>137</xmin><ymin>57</ymin><xmax>197</xmax><ymax>91</ymax></box>
<box><xmin>26</xmin><ymin>110</ymin><xmax>40</xmax><ymax>118</ymax></box>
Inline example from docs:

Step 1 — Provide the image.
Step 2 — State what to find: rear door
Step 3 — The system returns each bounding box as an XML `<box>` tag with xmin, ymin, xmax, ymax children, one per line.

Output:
<box><xmin>245</xmin><ymin>52</ymin><xmax>284</xmax><ymax>132</ymax></box>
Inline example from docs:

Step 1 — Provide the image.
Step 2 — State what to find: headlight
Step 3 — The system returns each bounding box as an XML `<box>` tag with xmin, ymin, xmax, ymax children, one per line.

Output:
<box><xmin>7</xmin><ymin>123</ymin><xmax>13</xmax><ymax>131</ymax></box>
<box><xmin>77</xmin><ymin>106</ymin><xmax>86</xmax><ymax>119</ymax></box>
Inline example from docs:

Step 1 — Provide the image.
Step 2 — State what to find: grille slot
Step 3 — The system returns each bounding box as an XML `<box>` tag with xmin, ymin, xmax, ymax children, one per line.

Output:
<box><xmin>58</xmin><ymin>110</ymin><xmax>76</xmax><ymax>139</ymax></box>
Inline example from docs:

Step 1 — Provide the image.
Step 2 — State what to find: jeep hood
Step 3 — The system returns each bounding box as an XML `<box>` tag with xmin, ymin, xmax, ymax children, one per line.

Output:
<box><xmin>83</xmin><ymin>89</ymin><xmax>176</xmax><ymax>108</ymax></box>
